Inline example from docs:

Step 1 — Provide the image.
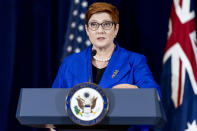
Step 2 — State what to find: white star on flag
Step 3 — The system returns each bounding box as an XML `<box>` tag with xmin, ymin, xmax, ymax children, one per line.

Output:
<box><xmin>185</xmin><ymin>120</ymin><xmax>197</xmax><ymax>131</ymax></box>
<box><xmin>62</xmin><ymin>0</ymin><xmax>90</xmax><ymax>61</ymax></box>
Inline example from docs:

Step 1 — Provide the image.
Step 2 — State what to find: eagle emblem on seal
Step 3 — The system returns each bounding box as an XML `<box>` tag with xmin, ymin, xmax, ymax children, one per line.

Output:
<box><xmin>75</xmin><ymin>92</ymin><xmax>97</xmax><ymax>116</ymax></box>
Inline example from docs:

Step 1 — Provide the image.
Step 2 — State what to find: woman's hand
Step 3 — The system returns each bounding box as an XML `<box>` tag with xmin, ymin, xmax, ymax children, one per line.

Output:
<box><xmin>112</xmin><ymin>84</ymin><xmax>138</xmax><ymax>89</ymax></box>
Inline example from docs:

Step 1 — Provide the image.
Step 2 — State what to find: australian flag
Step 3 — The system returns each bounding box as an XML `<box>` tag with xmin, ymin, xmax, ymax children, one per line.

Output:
<box><xmin>160</xmin><ymin>0</ymin><xmax>197</xmax><ymax>130</ymax></box>
<box><xmin>61</xmin><ymin>0</ymin><xmax>91</xmax><ymax>61</ymax></box>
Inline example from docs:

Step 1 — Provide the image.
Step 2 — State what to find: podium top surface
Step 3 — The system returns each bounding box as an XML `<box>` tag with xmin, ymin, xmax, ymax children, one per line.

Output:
<box><xmin>16</xmin><ymin>88</ymin><xmax>165</xmax><ymax>127</ymax></box>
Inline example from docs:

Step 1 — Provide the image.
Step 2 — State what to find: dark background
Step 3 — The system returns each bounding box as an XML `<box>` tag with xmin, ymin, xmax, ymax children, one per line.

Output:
<box><xmin>0</xmin><ymin>0</ymin><xmax>196</xmax><ymax>131</ymax></box>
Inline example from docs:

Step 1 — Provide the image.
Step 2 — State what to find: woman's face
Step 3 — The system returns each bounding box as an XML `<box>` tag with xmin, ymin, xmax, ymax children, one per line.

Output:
<box><xmin>85</xmin><ymin>12</ymin><xmax>119</xmax><ymax>49</ymax></box>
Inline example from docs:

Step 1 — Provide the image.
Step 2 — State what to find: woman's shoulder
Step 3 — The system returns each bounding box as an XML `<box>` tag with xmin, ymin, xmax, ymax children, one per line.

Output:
<box><xmin>118</xmin><ymin>46</ymin><xmax>146</xmax><ymax>61</ymax></box>
<box><xmin>61</xmin><ymin>47</ymin><xmax>90</xmax><ymax>64</ymax></box>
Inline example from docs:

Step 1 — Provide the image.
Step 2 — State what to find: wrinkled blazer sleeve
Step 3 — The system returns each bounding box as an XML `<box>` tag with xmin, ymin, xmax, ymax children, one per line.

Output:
<box><xmin>52</xmin><ymin>61</ymin><xmax>66</xmax><ymax>88</ymax></box>
<box><xmin>52</xmin><ymin>58</ymin><xmax>73</xmax><ymax>88</ymax></box>
<box><xmin>132</xmin><ymin>55</ymin><xmax>161</xmax><ymax>98</ymax></box>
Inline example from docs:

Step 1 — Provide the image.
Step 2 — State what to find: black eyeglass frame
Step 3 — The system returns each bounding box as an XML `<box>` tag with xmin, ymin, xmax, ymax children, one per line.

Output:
<box><xmin>87</xmin><ymin>21</ymin><xmax>115</xmax><ymax>31</ymax></box>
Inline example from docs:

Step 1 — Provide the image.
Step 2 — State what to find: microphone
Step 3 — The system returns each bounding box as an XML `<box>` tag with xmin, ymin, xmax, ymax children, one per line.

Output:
<box><xmin>92</xmin><ymin>49</ymin><xmax>97</xmax><ymax>57</ymax></box>
<box><xmin>89</xmin><ymin>49</ymin><xmax>97</xmax><ymax>83</ymax></box>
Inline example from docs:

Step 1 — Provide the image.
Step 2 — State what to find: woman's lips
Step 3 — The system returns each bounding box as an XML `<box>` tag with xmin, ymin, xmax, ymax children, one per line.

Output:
<box><xmin>97</xmin><ymin>37</ymin><xmax>106</xmax><ymax>40</ymax></box>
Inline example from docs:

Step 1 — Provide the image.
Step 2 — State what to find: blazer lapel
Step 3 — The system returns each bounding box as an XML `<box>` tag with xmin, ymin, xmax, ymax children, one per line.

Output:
<box><xmin>99</xmin><ymin>44</ymin><xmax>131</xmax><ymax>88</ymax></box>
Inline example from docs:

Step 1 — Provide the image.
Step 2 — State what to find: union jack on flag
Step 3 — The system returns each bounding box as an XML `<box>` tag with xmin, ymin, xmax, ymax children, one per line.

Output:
<box><xmin>161</xmin><ymin>0</ymin><xmax>197</xmax><ymax>130</ymax></box>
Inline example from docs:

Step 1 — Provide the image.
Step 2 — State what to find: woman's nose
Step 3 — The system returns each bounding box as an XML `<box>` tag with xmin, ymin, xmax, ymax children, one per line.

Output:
<box><xmin>97</xmin><ymin>25</ymin><xmax>105</xmax><ymax>33</ymax></box>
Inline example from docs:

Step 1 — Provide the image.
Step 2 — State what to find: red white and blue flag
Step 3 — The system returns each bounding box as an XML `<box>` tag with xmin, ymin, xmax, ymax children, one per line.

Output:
<box><xmin>50</xmin><ymin>0</ymin><xmax>89</xmax><ymax>131</ymax></box>
<box><xmin>161</xmin><ymin>0</ymin><xmax>197</xmax><ymax>130</ymax></box>
<box><xmin>61</xmin><ymin>0</ymin><xmax>90</xmax><ymax>61</ymax></box>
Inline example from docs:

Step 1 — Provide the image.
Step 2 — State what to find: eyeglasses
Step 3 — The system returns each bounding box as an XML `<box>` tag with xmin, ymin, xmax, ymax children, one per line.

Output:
<box><xmin>88</xmin><ymin>21</ymin><xmax>114</xmax><ymax>31</ymax></box>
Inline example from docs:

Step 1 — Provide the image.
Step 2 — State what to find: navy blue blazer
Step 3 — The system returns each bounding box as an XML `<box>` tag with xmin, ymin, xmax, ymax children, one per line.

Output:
<box><xmin>52</xmin><ymin>43</ymin><xmax>161</xmax><ymax>97</ymax></box>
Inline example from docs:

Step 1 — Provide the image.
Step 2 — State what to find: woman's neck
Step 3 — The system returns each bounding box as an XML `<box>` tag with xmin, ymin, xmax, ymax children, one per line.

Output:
<box><xmin>93</xmin><ymin>43</ymin><xmax>115</xmax><ymax>59</ymax></box>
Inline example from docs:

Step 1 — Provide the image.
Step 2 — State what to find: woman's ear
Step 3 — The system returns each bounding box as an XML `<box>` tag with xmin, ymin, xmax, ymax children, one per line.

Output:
<box><xmin>114</xmin><ymin>24</ymin><xmax>119</xmax><ymax>37</ymax></box>
<box><xmin>85</xmin><ymin>24</ymin><xmax>89</xmax><ymax>36</ymax></box>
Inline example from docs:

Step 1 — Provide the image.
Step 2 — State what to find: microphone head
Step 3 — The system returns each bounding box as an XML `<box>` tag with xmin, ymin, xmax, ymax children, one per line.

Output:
<box><xmin>92</xmin><ymin>49</ymin><xmax>97</xmax><ymax>56</ymax></box>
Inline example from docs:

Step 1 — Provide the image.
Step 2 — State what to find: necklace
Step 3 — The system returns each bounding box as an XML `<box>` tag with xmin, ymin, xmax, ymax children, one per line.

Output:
<box><xmin>93</xmin><ymin>56</ymin><xmax>111</xmax><ymax>62</ymax></box>
<box><xmin>93</xmin><ymin>44</ymin><xmax>116</xmax><ymax>62</ymax></box>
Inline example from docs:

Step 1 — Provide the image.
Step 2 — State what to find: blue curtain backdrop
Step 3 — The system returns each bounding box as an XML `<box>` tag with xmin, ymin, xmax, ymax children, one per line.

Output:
<box><xmin>0</xmin><ymin>0</ymin><xmax>196</xmax><ymax>131</ymax></box>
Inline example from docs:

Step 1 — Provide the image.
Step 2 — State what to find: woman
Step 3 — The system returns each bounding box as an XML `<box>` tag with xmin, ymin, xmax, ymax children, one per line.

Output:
<box><xmin>52</xmin><ymin>2</ymin><xmax>160</xmax><ymax>130</ymax></box>
<box><xmin>52</xmin><ymin>2</ymin><xmax>161</xmax><ymax>96</ymax></box>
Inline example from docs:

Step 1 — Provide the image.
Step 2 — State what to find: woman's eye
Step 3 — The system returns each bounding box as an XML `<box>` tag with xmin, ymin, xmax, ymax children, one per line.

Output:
<box><xmin>103</xmin><ymin>22</ymin><xmax>111</xmax><ymax>27</ymax></box>
<box><xmin>91</xmin><ymin>23</ymin><xmax>98</xmax><ymax>27</ymax></box>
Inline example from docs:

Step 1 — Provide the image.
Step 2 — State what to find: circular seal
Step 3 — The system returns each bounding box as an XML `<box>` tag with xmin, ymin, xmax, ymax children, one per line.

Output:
<box><xmin>65</xmin><ymin>82</ymin><xmax>109</xmax><ymax>126</ymax></box>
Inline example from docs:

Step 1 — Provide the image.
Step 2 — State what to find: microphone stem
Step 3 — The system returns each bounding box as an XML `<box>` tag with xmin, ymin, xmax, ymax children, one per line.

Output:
<box><xmin>89</xmin><ymin>50</ymin><xmax>97</xmax><ymax>83</ymax></box>
<box><xmin>89</xmin><ymin>56</ymin><xmax>92</xmax><ymax>83</ymax></box>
